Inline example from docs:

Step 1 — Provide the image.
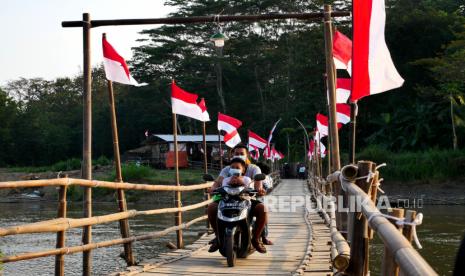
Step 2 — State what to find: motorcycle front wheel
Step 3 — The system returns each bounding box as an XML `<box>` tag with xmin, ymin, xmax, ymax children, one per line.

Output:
<box><xmin>225</xmin><ymin>233</ymin><xmax>236</xmax><ymax>267</ymax></box>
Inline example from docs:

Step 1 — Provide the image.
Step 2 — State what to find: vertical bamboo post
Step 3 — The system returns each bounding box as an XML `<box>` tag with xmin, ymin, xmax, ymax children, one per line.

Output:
<box><xmin>202</xmin><ymin>121</ymin><xmax>211</xmax><ymax>231</ymax></box>
<box><xmin>381</xmin><ymin>208</ymin><xmax>405</xmax><ymax>276</ymax></box>
<box><xmin>323</xmin><ymin>4</ymin><xmax>341</xmax><ymax>172</ymax></box>
<box><xmin>202</xmin><ymin>121</ymin><xmax>208</xmax><ymax>175</ymax></box>
<box><xmin>349</xmin><ymin>102</ymin><xmax>358</xmax><ymax>164</ymax></box>
<box><xmin>55</xmin><ymin>184</ymin><xmax>68</xmax><ymax>276</ymax></box>
<box><xmin>368</xmin><ymin>171</ymin><xmax>379</xmax><ymax>239</ymax></box>
<box><xmin>81</xmin><ymin>12</ymin><xmax>93</xmax><ymax>276</ymax></box>
<box><xmin>218</xmin><ymin>131</ymin><xmax>223</xmax><ymax>169</ymax></box>
<box><xmin>173</xmin><ymin>113</ymin><xmax>183</xmax><ymax>248</ymax></box>
<box><xmin>399</xmin><ymin>210</ymin><xmax>417</xmax><ymax>276</ymax></box>
<box><xmin>105</xmin><ymin>73</ymin><xmax>135</xmax><ymax>265</ymax></box>
<box><xmin>347</xmin><ymin>161</ymin><xmax>374</xmax><ymax>276</ymax></box>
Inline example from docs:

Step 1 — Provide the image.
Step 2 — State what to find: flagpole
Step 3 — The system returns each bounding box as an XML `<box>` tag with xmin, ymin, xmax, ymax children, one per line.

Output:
<box><xmin>202</xmin><ymin>122</ymin><xmax>208</xmax><ymax>174</ymax></box>
<box><xmin>81</xmin><ymin>13</ymin><xmax>92</xmax><ymax>276</ymax></box>
<box><xmin>106</xmin><ymin>78</ymin><xmax>135</xmax><ymax>265</ymax></box>
<box><xmin>172</xmin><ymin>113</ymin><xmax>183</xmax><ymax>248</ymax></box>
<box><xmin>318</xmin><ymin>132</ymin><xmax>323</xmax><ymax>178</ymax></box>
<box><xmin>349</xmin><ymin>102</ymin><xmax>358</xmax><ymax>164</ymax></box>
<box><xmin>323</xmin><ymin>4</ymin><xmax>341</xmax><ymax>172</ymax></box>
<box><xmin>218</xmin><ymin>131</ymin><xmax>223</xmax><ymax>169</ymax></box>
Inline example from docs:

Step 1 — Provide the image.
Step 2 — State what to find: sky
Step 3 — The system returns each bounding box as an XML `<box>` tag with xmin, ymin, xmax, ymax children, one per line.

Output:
<box><xmin>0</xmin><ymin>0</ymin><xmax>176</xmax><ymax>85</ymax></box>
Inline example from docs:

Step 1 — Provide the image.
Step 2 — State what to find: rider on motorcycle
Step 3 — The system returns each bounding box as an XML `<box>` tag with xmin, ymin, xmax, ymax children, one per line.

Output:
<box><xmin>207</xmin><ymin>144</ymin><xmax>268</xmax><ymax>253</ymax></box>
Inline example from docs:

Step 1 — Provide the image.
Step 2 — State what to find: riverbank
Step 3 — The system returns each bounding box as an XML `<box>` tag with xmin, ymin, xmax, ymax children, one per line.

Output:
<box><xmin>0</xmin><ymin>165</ymin><xmax>207</xmax><ymax>203</ymax></box>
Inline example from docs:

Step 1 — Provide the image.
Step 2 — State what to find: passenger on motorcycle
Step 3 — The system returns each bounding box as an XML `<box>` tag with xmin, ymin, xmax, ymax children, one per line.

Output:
<box><xmin>208</xmin><ymin>144</ymin><xmax>268</xmax><ymax>253</ymax></box>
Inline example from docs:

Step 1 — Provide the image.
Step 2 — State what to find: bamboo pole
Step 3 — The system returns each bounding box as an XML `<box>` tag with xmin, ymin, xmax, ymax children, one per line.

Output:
<box><xmin>400</xmin><ymin>210</ymin><xmax>417</xmax><ymax>276</ymax></box>
<box><xmin>105</xmin><ymin>64</ymin><xmax>135</xmax><ymax>265</ymax></box>
<box><xmin>0</xmin><ymin>215</ymin><xmax>207</xmax><ymax>264</ymax></box>
<box><xmin>202</xmin><ymin>121</ymin><xmax>208</xmax><ymax>175</ymax></box>
<box><xmin>62</xmin><ymin>12</ymin><xmax>351</xmax><ymax>28</ymax></box>
<box><xmin>218</xmin><ymin>131</ymin><xmax>223</xmax><ymax>169</ymax></box>
<box><xmin>349</xmin><ymin>102</ymin><xmax>358</xmax><ymax>164</ymax></box>
<box><xmin>172</xmin><ymin>113</ymin><xmax>183</xmax><ymax>249</ymax></box>
<box><xmin>338</xmin><ymin>166</ymin><xmax>438</xmax><ymax>276</ymax></box>
<box><xmin>0</xmin><ymin>178</ymin><xmax>213</xmax><ymax>191</ymax></box>
<box><xmin>54</xmin><ymin>185</ymin><xmax>67</xmax><ymax>276</ymax></box>
<box><xmin>381</xmin><ymin>208</ymin><xmax>405</xmax><ymax>276</ymax></box>
<box><xmin>81</xmin><ymin>12</ymin><xmax>92</xmax><ymax>276</ymax></box>
<box><xmin>323</xmin><ymin>4</ymin><xmax>341</xmax><ymax>172</ymax></box>
<box><xmin>347</xmin><ymin>161</ymin><xmax>374</xmax><ymax>276</ymax></box>
<box><xmin>0</xmin><ymin>199</ymin><xmax>213</xmax><ymax>237</ymax></box>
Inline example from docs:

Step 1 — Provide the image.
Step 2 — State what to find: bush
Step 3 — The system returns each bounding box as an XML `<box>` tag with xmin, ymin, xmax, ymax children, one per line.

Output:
<box><xmin>107</xmin><ymin>164</ymin><xmax>155</xmax><ymax>182</ymax></box>
<box><xmin>357</xmin><ymin>146</ymin><xmax>465</xmax><ymax>181</ymax></box>
<box><xmin>51</xmin><ymin>158</ymin><xmax>81</xmax><ymax>171</ymax></box>
<box><xmin>94</xmin><ymin>156</ymin><xmax>111</xmax><ymax>166</ymax></box>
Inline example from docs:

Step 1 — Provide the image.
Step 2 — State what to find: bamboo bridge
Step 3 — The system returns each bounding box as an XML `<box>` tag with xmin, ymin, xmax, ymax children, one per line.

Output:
<box><xmin>0</xmin><ymin>163</ymin><xmax>437</xmax><ymax>276</ymax></box>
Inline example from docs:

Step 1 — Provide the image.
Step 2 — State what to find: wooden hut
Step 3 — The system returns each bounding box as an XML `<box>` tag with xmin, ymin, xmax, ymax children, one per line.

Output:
<box><xmin>124</xmin><ymin>134</ymin><xmax>225</xmax><ymax>169</ymax></box>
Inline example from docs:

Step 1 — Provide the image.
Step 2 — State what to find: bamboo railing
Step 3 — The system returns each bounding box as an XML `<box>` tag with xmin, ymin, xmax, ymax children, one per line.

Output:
<box><xmin>0</xmin><ymin>172</ymin><xmax>282</xmax><ymax>274</ymax></box>
<box><xmin>0</xmin><ymin>176</ymin><xmax>214</xmax><ymax>274</ymax></box>
<box><xmin>309</xmin><ymin>161</ymin><xmax>438</xmax><ymax>276</ymax></box>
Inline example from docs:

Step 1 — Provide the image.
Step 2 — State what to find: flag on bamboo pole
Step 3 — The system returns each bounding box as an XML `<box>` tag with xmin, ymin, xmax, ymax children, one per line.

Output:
<box><xmin>351</xmin><ymin>0</ymin><xmax>404</xmax><ymax>102</ymax></box>
<box><xmin>333</xmin><ymin>30</ymin><xmax>352</xmax><ymax>75</ymax></box>
<box><xmin>319</xmin><ymin>141</ymin><xmax>327</xmax><ymax>158</ymax></box>
<box><xmin>336</xmin><ymin>78</ymin><xmax>351</xmax><ymax>104</ymax></box>
<box><xmin>248</xmin><ymin>130</ymin><xmax>268</xmax><ymax>150</ymax></box>
<box><xmin>102</xmin><ymin>35</ymin><xmax>146</xmax><ymax>86</ymax></box>
<box><xmin>336</xmin><ymin>104</ymin><xmax>351</xmax><ymax>124</ymax></box>
<box><xmin>273</xmin><ymin>149</ymin><xmax>284</xmax><ymax>160</ymax></box>
<box><xmin>171</xmin><ymin>81</ymin><xmax>206</xmax><ymax>121</ymax></box>
<box><xmin>217</xmin><ymin>113</ymin><xmax>242</xmax><ymax>148</ymax></box>
<box><xmin>316</xmin><ymin>114</ymin><xmax>329</xmax><ymax>137</ymax></box>
<box><xmin>267</xmin><ymin>119</ymin><xmax>282</xmax><ymax>149</ymax></box>
<box><xmin>316</xmin><ymin>113</ymin><xmax>342</xmax><ymax>138</ymax></box>
<box><xmin>198</xmin><ymin>98</ymin><xmax>210</xmax><ymax>122</ymax></box>
<box><xmin>308</xmin><ymin>138</ymin><xmax>315</xmax><ymax>159</ymax></box>
<box><xmin>250</xmin><ymin>144</ymin><xmax>260</xmax><ymax>161</ymax></box>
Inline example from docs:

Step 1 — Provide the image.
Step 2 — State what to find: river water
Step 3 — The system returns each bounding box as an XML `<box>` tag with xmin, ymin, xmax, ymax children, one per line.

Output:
<box><xmin>0</xmin><ymin>201</ymin><xmax>464</xmax><ymax>275</ymax></box>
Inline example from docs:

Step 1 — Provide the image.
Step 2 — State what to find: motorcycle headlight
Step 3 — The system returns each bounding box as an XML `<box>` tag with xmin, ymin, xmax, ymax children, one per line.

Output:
<box><xmin>223</xmin><ymin>186</ymin><xmax>244</xmax><ymax>196</ymax></box>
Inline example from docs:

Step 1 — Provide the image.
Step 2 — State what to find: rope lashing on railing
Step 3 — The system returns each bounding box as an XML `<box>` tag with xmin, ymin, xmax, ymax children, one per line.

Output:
<box><xmin>367</xmin><ymin>212</ymin><xmax>424</xmax><ymax>249</ymax></box>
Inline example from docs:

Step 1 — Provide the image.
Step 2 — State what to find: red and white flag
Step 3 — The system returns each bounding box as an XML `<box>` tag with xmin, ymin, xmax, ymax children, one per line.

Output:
<box><xmin>273</xmin><ymin>149</ymin><xmax>284</xmax><ymax>160</ymax></box>
<box><xmin>308</xmin><ymin>139</ymin><xmax>315</xmax><ymax>159</ymax></box>
<box><xmin>248</xmin><ymin>130</ymin><xmax>268</xmax><ymax>150</ymax></box>
<box><xmin>316</xmin><ymin>114</ymin><xmax>329</xmax><ymax>137</ymax></box>
<box><xmin>319</xmin><ymin>141</ymin><xmax>327</xmax><ymax>158</ymax></box>
<box><xmin>250</xmin><ymin>144</ymin><xmax>260</xmax><ymax>161</ymax></box>
<box><xmin>263</xmin><ymin>146</ymin><xmax>271</xmax><ymax>160</ymax></box>
<box><xmin>171</xmin><ymin>81</ymin><xmax>205</xmax><ymax>121</ymax></box>
<box><xmin>102</xmin><ymin>35</ymin><xmax>145</xmax><ymax>86</ymax></box>
<box><xmin>336</xmin><ymin>104</ymin><xmax>351</xmax><ymax>125</ymax></box>
<box><xmin>336</xmin><ymin>78</ymin><xmax>351</xmax><ymax>104</ymax></box>
<box><xmin>218</xmin><ymin>113</ymin><xmax>242</xmax><ymax>148</ymax></box>
<box><xmin>267</xmin><ymin>119</ymin><xmax>282</xmax><ymax>149</ymax></box>
<box><xmin>333</xmin><ymin>30</ymin><xmax>352</xmax><ymax>75</ymax></box>
<box><xmin>351</xmin><ymin>0</ymin><xmax>404</xmax><ymax>102</ymax></box>
<box><xmin>198</xmin><ymin>98</ymin><xmax>210</xmax><ymax>122</ymax></box>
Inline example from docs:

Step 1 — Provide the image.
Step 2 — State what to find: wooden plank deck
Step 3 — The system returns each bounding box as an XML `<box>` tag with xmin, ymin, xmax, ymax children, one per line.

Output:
<box><xmin>114</xmin><ymin>180</ymin><xmax>332</xmax><ymax>276</ymax></box>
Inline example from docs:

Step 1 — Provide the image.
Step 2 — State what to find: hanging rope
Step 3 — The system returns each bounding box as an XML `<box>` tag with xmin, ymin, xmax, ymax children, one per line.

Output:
<box><xmin>367</xmin><ymin>212</ymin><xmax>424</xmax><ymax>249</ymax></box>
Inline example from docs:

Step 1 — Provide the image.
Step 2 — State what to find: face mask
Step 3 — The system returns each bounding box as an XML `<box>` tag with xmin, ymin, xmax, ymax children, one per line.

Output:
<box><xmin>229</xmin><ymin>168</ymin><xmax>242</xmax><ymax>177</ymax></box>
<box><xmin>232</xmin><ymin>155</ymin><xmax>246</xmax><ymax>161</ymax></box>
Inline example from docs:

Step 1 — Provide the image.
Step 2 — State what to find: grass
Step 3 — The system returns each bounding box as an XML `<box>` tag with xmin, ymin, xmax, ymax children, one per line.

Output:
<box><xmin>105</xmin><ymin>164</ymin><xmax>205</xmax><ymax>185</ymax></box>
<box><xmin>357</xmin><ymin>145</ymin><xmax>465</xmax><ymax>182</ymax></box>
<box><xmin>6</xmin><ymin>156</ymin><xmax>111</xmax><ymax>173</ymax></box>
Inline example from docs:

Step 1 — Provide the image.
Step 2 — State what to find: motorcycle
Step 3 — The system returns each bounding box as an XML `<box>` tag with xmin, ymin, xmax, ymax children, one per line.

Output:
<box><xmin>207</xmin><ymin>173</ymin><xmax>266</xmax><ymax>267</ymax></box>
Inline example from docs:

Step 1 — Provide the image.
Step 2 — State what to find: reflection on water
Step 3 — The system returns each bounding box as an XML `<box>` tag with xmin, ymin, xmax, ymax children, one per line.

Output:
<box><xmin>1</xmin><ymin>201</ymin><xmax>464</xmax><ymax>275</ymax></box>
<box><xmin>370</xmin><ymin>205</ymin><xmax>465</xmax><ymax>276</ymax></box>
<box><xmin>0</xmin><ymin>197</ymin><xmax>206</xmax><ymax>276</ymax></box>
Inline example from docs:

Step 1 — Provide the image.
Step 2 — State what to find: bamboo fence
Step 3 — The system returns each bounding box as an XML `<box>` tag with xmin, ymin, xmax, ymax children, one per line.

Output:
<box><xmin>309</xmin><ymin>161</ymin><xmax>438</xmax><ymax>276</ymax></box>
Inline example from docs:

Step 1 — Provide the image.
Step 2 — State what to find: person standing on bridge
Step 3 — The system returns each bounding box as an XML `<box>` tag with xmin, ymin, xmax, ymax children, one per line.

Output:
<box><xmin>207</xmin><ymin>144</ymin><xmax>269</xmax><ymax>253</ymax></box>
